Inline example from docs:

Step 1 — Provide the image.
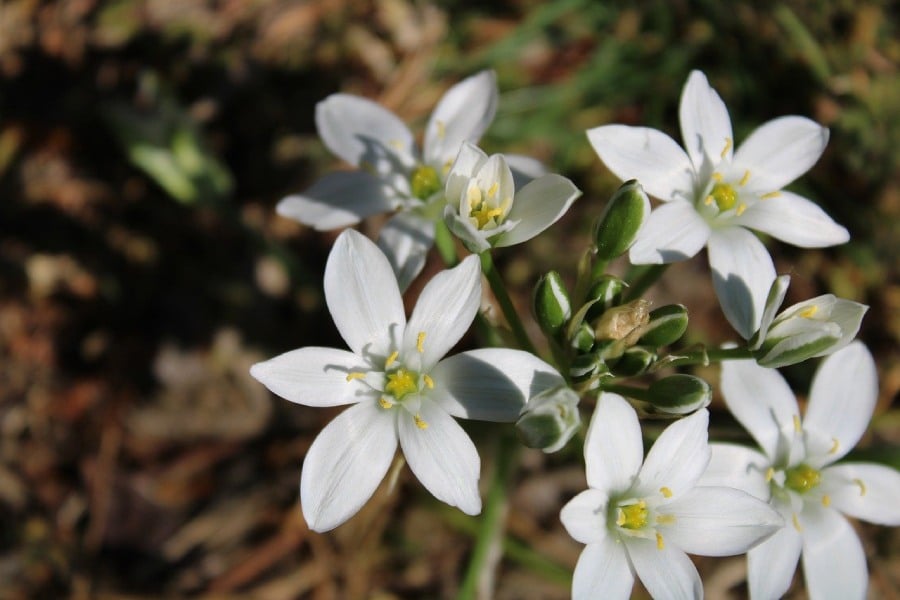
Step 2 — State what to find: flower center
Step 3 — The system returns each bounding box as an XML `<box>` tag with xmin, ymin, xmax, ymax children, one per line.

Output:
<box><xmin>616</xmin><ymin>500</ymin><xmax>648</xmax><ymax>530</ymax></box>
<box><xmin>410</xmin><ymin>165</ymin><xmax>441</xmax><ymax>200</ymax></box>
<box><xmin>784</xmin><ymin>463</ymin><xmax>821</xmax><ymax>494</ymax></box>
<box><xmin>385</xmin><ymin>368</ymin><xmax>419</xmax><ymax>400</ymax></box>
<box><xmin>709</xmin><ymin>182</ymin><xmax>737</xmax><ymax>212</ymax></box>
<box><xmin>466</xmin><ymin>181</ymin><xmax>510</xmax><ymax>230</ymax></box>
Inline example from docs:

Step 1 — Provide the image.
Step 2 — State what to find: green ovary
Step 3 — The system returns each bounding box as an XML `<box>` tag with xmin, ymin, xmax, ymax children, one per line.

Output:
<box><xmin>385</xmin><ymin>368</ymin><xmax>419</xmax><ymax>400</ymax></box>
<box><xmin>616</xmin><ymin>500</ymin><xmax>648</xmax><ymax>530</ymax></box>
<box><xmin>410</xmin><ymin>165</ymin><xmax>441</xmax><ymax>200</ymax></box>
<box><xmin>710</xmin><ymin>182</ymin><xmax>738</xmax><ymax>212</ymax></box>
<box><xmin>784</xmin><ymin>464</ymin><xmax>821</xmax><ymax>494</ymax></box>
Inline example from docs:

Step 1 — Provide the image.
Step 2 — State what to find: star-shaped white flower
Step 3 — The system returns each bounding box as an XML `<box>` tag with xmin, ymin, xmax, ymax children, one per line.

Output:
<box><xmin>443</xmin><ymin>143</ymin><xmax>581</xmax><ymax>253</ymax></box>
<box><xmin>587</xmin><ymin>70</ymin><xmax>849</xmax><ymax>339</ymax></box>
<box><xmin>277</xmin><ymin>71</ymin><xmax>544</xmax><ymax>290</ymax></box>
<box><xmin>250</xmin><ymin>230</ymin><xmax>564</xmax><ymax>532</ymax></box>
<box><xmin>700</xmin><ymin>342</ymin><xmax>900</xmax><ymax>599</ymax></box>
<box><xmin>560</xmin><ymin>394</ymin><xmax>781</xmax><ymax>600</ymax></box>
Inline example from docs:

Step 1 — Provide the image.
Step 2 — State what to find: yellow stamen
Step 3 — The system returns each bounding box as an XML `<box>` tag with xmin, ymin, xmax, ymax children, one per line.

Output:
<box><xmin>345</xmin><ymin>372</ymin><xmax>366</xmax><ymax>382</ymax></box>
<box><xmin>436</xmin><ymin>120</ymin><xmax>446</xmax><ymax>140</ymax></box>
<box><xmin>467</xmin><ymin>185</ymin><xmax>482</xmax><ymax>209</ymax></box>
<box><xmin>423</xmin><ymin>374</ymin><xmax>434</xmax><ymax>389</ymax></box>
<box><xmin>829</xmin><ymin>438</ymin><xmax>840</xmax><ymax>454</ymax></box>
<box><xmin>442</xmin><ymin>160</ymin><xmax>453</xmax><ymax>175</ymax></box>
<box><xmin>799</xmin><ymin>305</ymin><xmax>818</xmax><ymax>319</ymax></box>
<box><xmin>792</xmin><ymin>513</ymin><xmax>803</xmax><ymax>532</ymax></box>
<box><xmin>414</xmin><ymin>414</ymin><xmax>429</xmax><ymax>429</ymax></box>
<box><xmin>390</xmin><ymin>139</ymin><xmax>405</xmax><ymax>150</ymax></box>
<box><xmin>822</xmin><ymin>495</ymin><xmax>831</xmax><ymax>507</ymax></box>
<box><xmin>656</xmin><ymin>514</ymin><xmax>676</xmax><ymax>526</ymax></box>
<box><xmin>853</xmin><ymin>478</ymin><xmax>867</xmax><ymax>496</ymax></box>
<box><xmin>379</xmin><ymin>397</ymin><xmax>393</xmax><ymax>409</ymax></box>
<box><xmin>656</xmin><ymin>532</ymin><xmax>665</xmax><ymax>550</ymax></box>
<box><xmin>739</xmin><ymin>170</ymin><xmax>751</xmax><ymax>186</ymax></box>
<box><xmin>765</xmin><ymin>467</ymin><xmax>775</xmax><ymax>482</ymax></box>
<box><xmin>659</xmin><ymin>486</ymin><xmax>673</xmax><ymax>499</ymax></box>
<box><xmin>736</xmin><ymin>202</ymin><xmax>747</xmax><ymax>216</ymax></box>
<box><xmin>704</xmin><ymin>195</ymin><xmax>714</xmax><ymax>206</ymax></box>
<box><xmin>712</xmin><ymin>172</ymin><xmax>723</xmax><ymax>182</ymax></box>
<box><xmin>720</xmin><ymin>137</ymin><xmax>732</xmax><ymax>159</ymax></box>
<box><xmin>487</xmin><ymin>181</ymin><xmax>499</xmax><ymax>198</ymax></box>
<box><xmin>793</xmin><ymin>414</ymin><xmax>802</xmax><ymax>433</ymax></box>
<box><xmin>416</xmin><ymin>331</ymin><xmax>426</xmax><ymax>353</ymax></box>
<box><xmin>761</xmin><ymin>190</ymin><xmax>781</xmax><ymax>199</ymax></box>
<box><xmin>385</xmin><ymin>351</ymin><xmax>399</xmax><ymax>367</ymax></box>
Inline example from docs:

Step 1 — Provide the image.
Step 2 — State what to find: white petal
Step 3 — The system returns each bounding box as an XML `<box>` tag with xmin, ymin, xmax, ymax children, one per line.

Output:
<box><xmin>430</xmin><ymin>348</ymin><xmax>565</xmax><ymax>422</ymax></box>
<box><xmin>403</xmin><ymin>255</ymin><xmax>481</xmax><ymax>370</ymax></box>
<box><xmin>720</xmin><ymin>357</ymin><xmax>798</xmax><ymax>460</ymax></box>
<box><xmin>734</xmin><ymin>116</ymin><xmax>829</xmax><ymax>190</ymax></box>
<box><xmin>503</xmin><ymin>153</ymin><xmax>547</xmax><ymax>188</ymax></box>
<box><xmin>445</xmin><ymin>142</ymin><xmax>487</xmax><ymax>207</ymax></box>
<box><xmin>398</xmin><ymin>401</ymin><xmax>481</xmax><ymax>515</ymax></box>
<box><xmin>628</xmin><ymin>201</ymin><xmax>710</xmax><ymax>264</ymax></box>
<box><xmin>734</xmin><ymin>190</ymin><xmax>849</xmax><ymax>248</ymax></box>
<box><xmin>584</xmin><ymin>393</ymin><xmax>643</xmax><ymax>493</ymax></box>
<box><xmin>663</xmin><ymin>486</ymin><xmax>783</xmax><ymax>556</ymax></box>
<box><xmin>277</xmin><ymin>171</ymin><xmax>396</xmax><ymax>230</ymax></box>
<box><xmin>707</xmin><ymin>227</ymin><xmax>776</xmax><ymax>339</ymax></box>
<box><xmin>316</xmin><ymin>93</ymin><xmax>416</xmax><ymax>171</ymax></box>
<box><xmin>571</xmin><ymin>538</ymin><xmax>634</xmax><ymax>600</ymax></box>
<box><xmin>300</xmin><ymin>400</ymin><xmax>397</xmax><ymax>532</ymax></box>
<box><xmin>822</xmin><ymin>463</ymin><xmax>900</xmax><ymax>525</ymax></box>
<box><xmin>800</xmin><ymin>504</ymin><xmax>868</xmax><ymax>600</ymax></box>
<box><xmin>679</xmin><ymin>70</ymin><xmax>733</xmax><ymax>170</ymax></box>
<box><xmin>324</xmin><ymin>230</ymin><xmax>406</xmax><ymax>360</ymax></box>
<box><xmin>495</xmin><ymin>174</ymin><xmax>581</xmax><ymax>247</ymax></box>
<box><xmin>586</xmin><ymin>124</ymin><xmax>695</xmax><ymax>202</ymax></box>
<box><xmin>560</xmin><ymin>488</ymin><xmax>610</xmax><ymax>545</ymax></box>
<box><xmin>634</xmin><ymin>409</ymin><xmax>710</xmax><ymax>497</ymax></box>
<box><xmin>804</xmin><ymin>342</ymin><xmax>877</xmax><ymax>463</ymax></box>
<box><xmin>377</xmin><ymin>211</ymin><xmax>436</xmax><ymax>293</ymax></box>
<box><xmin>698</xmin><ymin>443</ymin><xmax>771</xmax><ymax>500</ymax></box>
<box><xmin>250</xmin><ymin>347</ymin><xmax>371</xmax><ymax>407</ymax></box>
<box><xmin>750</xmin><ymin>274</ymin><xmax>791</xmax><ymax>350</ymax></box>
<box><xmin>627</xmin><ymin>537</ymin><xmax>703</xmax><ymax>600</ymax></box>
<box><xmin>424</xmin><ymin>70</ymin><xmax>498</xmax><ymax>168</ymax></box>
<box><xmin>747</xmin><ymin>516</ymin><xmax>802</xmax><ymax>600</ymax></box>
<box><xmin>443</xmin><ymin>204</ymin><xmax>493</xmax><ymax>254</ymax></box>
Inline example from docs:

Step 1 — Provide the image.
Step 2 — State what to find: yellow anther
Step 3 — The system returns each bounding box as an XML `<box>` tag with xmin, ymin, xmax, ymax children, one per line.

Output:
<box><xmin>436</xmin><ymin>120</ymin><xmax>446</xmax><ymax>140</ymax></box>
<box><xmin>736</xmin><ymin>203</ymin><xmax>747</xmax><ymax>216</ymax></box>
<box><xmin>390</xmin><ymin>139</ymin><xmax>405</xmax><ymax>150</ymax></box>
<box><xmin>799</xmin><ymin>305</ymin><xmax>818</xmax><ymax>319</ymax></box>
<box><xmin>829</xmin><ymin>438</ymin><xmax>840</xmax><ymax>454</ymax></box>
<box><xmin>423</xmin><ymin>374</ymin><xmax>434</xmax><ymax>389</ymax></box>
<box><xmin>740</xmin><ymin>170</ymin><xmax>751</xmax><ymax>186</ymax></box>
<box><xmin>712</xmin><ymin>172</ymin><xmax>723</xmax><ymax>182</ymax></box>
<box><xmin>656</xmin><ymin>532</ymin><xmax>665</xmax><ymax>550</ymax></box>
<box><xmin>472</xmin><ymin>205</ymin><xmax>504</xmax><ymax>229</ymax></box>
<box><xmin>720</xmin><ymin>137</ymin><xmax>732</xmax><ymax>159</ymax></box>
<box><xmin>822</xmin><ymin>495</ymin><xmax>831</xmax><ymax>507</ymax></box>
<box><xmin>765</xmin><ymin>467</ymin><xmax>775</xmax><ymax>482</ymax></box>
<box><xmin>659</xmin><ymin>486</ymin><xmax>673</xmax><ymax>499</ymax></box>
<box><xmin>761</xmin><ymin>190</ymin><xmax>781</xmax><ymax>199</ymax></box>
<box><xmin>416</xmin><ymin>331</ymin><xmax>426</xmax><ymax>353</ymax></box>
<box><xmin>704</xmin><ymin>195</ymin><xmax>714</xmax><ymax>206</ymax></box>
<box><xmin>853</xmin><ymin>478</ymin><xmax>867</xmax><ymax>496</ymax></box>
<box><xmin>442</xmin><ymin>160</ymin><xmax>453</xmax><ymax>175</ymax></box>
<box><xmin>385</xmin><ymin>351</ymin><xmax>399</xmax><ymax>367</ymax></box>
<box><xmin>487</xmin><ymin>181</ymin><xmax>499</xmax><ymax>198</ymax></box>
<box><xmin>792</xmin><ymin>513</ymin><xmax>803</xmax><ymax>532</ymax></box>
<box><xmin>793</xmin><ymin>415</ymin><xmax>802</xmax><ymax>433</ymax></box>
<box><xmin>378</xmin><ymin>397</ymin><xmax>393</xmax><ymax>409</ymax></box>
<box><xmin>466</xmin><ymin>184</ymin><xmax>482</xmax><ymax>208</ymax></box>
<box><xmin>414</xmin><ymin>414</ymin><xmax>429</xmax><ymax>429</ymax></box>
<box><xmin>656</xmin><ymin>514</ymin><xmax>676</xmax><ymax>526</ymax></box>
<box><xmin>345</xmin><ymin>372</ymin><xmax>366</xmax><ymax>382</ymax></box>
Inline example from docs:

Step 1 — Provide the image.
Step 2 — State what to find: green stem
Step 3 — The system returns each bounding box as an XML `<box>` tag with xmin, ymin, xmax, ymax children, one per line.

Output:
<box><xmin>479</xmin><ymin>252</ymin><xmax>537</xmax><ymax>355</ymax></box>
<box><xmin>663</xmin><ymin>346</ymin><xmax>754</xmax><ymax>368</ymax></box>
<box><xmin>624</xmin><ymin>264</ymin><xmax>669</xmax><ymax>301</ymax></box>
<box><xmin>599</xmin><ymin>382</ymin><xmax>654</xmax><ymax>403</ymax></box>
<box><xmin>589</xmin><ymin>256</ymin><xmax>608</xmax><ymax>283</ymax></box>
<box><xmin>434</xmin><ymin>220</ymin><xmax>459</xmax><ymax>267</ymax></box>
<box><xmin>457</xmin><ymin>433</ymin><xmax>519</xmax><ymax>600</ymax></box>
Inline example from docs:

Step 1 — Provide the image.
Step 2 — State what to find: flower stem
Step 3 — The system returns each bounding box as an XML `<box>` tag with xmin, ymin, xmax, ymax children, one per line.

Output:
<box><xmin>662</xmin><ymin>345</ymin><xmax>755</xmax><ymax>368</ymax></box>
<box><xmin>434</xmin><ymin>220</ymin><xmax>459</xmax><ymax>267</ymax></box>
<box><xmin>624</xmin><ymin>264</ymin><xmax>669</xmax><ymax>301</ymax></box>
<box><xmin>479</xmin><ymin>252</ymin><xmax>537</xmax><ymax>355</ymax></box>
<box><xmin>457</xmin><ymin>432</ymin><xmax>518</xmax><ymax>600</ymax></box>
<box><xmin>599</xmin><ymin>382</ymin><xmax>654</xmax><ymax>403</ymax></box>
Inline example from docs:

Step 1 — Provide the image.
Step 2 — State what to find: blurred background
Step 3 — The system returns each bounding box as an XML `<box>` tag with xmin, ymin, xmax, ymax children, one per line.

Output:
<box><xmin>0</xmin><ymin>0</ymin><xmax>897</xmax><ymax>598</ymax></box>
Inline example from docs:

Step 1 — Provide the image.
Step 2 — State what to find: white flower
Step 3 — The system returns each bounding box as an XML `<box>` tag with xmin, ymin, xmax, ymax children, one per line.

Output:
<box><xmin>277</xmin><ymin>71</ymin><xmax>540</xmax><ymax>290</ymax></box>
<box><xmin>700</xmin><ymin>342</ymin><xmax>900</xmax><ymax>599</ymax></box>
<box><xmin>250</xmin><ymin>230</ymin><xmax>564</xmax><ymax>532</ymax></box>
<box><xmin>587</xmin><ymin>70</ymin><xmax>849</xmax><ymax>339</ymax></box>
<box><xmin>750</xmin><ymin>274</ymin><xmax>868</xmax><ymax>368</ymax></box>
<box><xmin>560</xmin><ymin>393</ymin><xmax>781</xmax><ymax>600</ymax></box>
<box><xmin>443</xmin><ymin>143</ymin><xmax>581</xmax><ymax>253</ymax></box>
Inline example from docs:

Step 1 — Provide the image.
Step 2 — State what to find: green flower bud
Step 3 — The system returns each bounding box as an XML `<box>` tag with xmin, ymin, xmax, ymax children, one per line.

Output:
<box><xmin>585</xmin><ymin>276</ymin><xmax>626</xmax><ymax>322</ymax></box>
<box><xmin>516</xmin><ymin>386</ymin><xmax>581</xmax><ymax>453</ymax></box>
<box><xmin>638</xmin><ymin>304</ymin><xmax>689</xmax><ymax>347</ymax></box>
<box><xmin>533</xmin><ymin>271</ymin><xmax>572</xmax><ymax>337</ymax></box>
<box><xmin>610</xmin><ymin>346</ymin><xmax>657</xmax><ymax>376</ymax></box>
<box><xmin>569</xmin><ymin>352</ymin><xmax>610</xmax><ymax>385</ymax></box>
<box><xmin>571</xmin><ymin>322</ymin><xmax>595</xmax><ymax>353</ymax></box>
<box><xmin>645</xmin><ymin>374</ymin><xmax>711</xmax><ymax>415</ymax></box>
<box><xmin>593</xmin><ymin>180</ymin><xmax>651</xmax><ymax>260</ymax></box>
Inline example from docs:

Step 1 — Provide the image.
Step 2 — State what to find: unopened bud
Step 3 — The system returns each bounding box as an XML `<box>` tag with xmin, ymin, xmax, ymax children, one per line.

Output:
<box><xmin>533</xmin><ymin>271</ymin><xmax>571</xmax><ymax>337</ymax></box>
<box><xmin>593</xmin><ymin>180</ymin><xmax>651</xmax><ymax>260</ymax></box>
<box><xmin>516</xmin><ymin>386</ymin><xmax>581</xmax><ymax>453</ymax></box>
<box><xmin>610</xmin><ymin>346</ymin><xmax>657</xmax><ymax>376</ymax></box>
<box><xmin>585</xmin><ymin>276</ymin><xmax>626</xmax><ymax>322</ymax></box>
<box><xmin>571</xmin><ymin>322</ymin><xmax>595</xmax><ymax>353</ymax></box>
<box><xmin>638</xmin><ymin>304</ymin><xmax>689</xmax><ymax>347</ymax></box>
<box><xmin>645</xmin><ymin>374</ymin><xmax>711</xmax><ymax>415</ymax></box>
